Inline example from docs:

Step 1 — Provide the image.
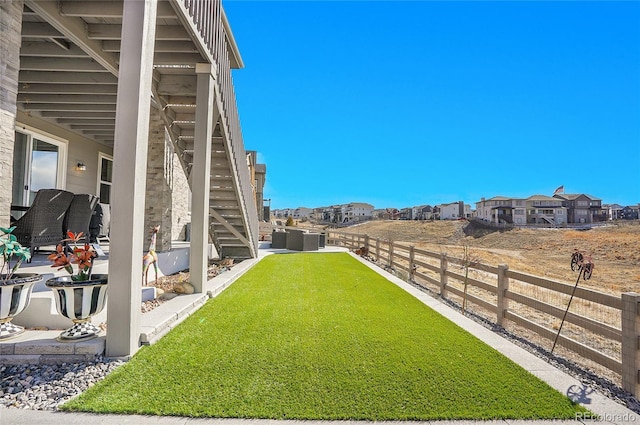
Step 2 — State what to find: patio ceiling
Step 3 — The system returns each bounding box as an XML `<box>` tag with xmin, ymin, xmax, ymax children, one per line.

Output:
<box><xmin>18</xmin><ymin>0</ymin><xmax>241</xmax><ymax>149</ymax></box>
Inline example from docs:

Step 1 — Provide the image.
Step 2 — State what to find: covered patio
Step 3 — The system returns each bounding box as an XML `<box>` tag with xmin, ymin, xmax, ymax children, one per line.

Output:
<box><xmin>1</xmin><ymin>0</ymin><xmax>261</xmax><ymax>358</ymax></box>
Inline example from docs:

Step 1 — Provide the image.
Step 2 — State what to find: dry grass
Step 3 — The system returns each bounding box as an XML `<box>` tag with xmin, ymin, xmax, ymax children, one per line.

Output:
<box><xmin>352</xmin><ymin>219</ymin><xmax>640</xmax><ymax>296</ymax></box>
<box><xmin>335</xmin><ymin>219</ymin><xmax>640</xmax><ymax>384</ymax></box>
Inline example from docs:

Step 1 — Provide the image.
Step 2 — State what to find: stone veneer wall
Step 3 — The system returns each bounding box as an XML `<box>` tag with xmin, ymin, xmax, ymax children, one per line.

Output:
<box><xmin>0</xmin><ymin>1</ymin><xmax>23</xmax><ymax>227</ymax></box>
<box><xmin>171</xmin><ymin>154</ymin><xmax>190</xmax><ymax>242</ymax></box>
<box><xmin>144</xmin><ymin>107</ymin><xmax>172</xmax><ymax>252</ymax></box>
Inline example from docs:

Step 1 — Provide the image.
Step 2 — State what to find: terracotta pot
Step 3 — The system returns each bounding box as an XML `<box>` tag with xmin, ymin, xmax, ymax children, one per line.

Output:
<box><xmin>0</xmin><ymin>273</ymin><xmax>43</xmax><ymax>340</ymax></box>
<box><xmin>46</xmin><ymin>274</ymin><xmax>108</xmax><ymax>342</ymax></box>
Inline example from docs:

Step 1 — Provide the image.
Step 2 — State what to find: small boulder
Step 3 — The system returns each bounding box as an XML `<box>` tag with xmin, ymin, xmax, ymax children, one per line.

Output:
<box><xmin>160</xmin><ymin>292</ymin><xmax>179</xmax><ymax>300</ymax></box>
<box><xmin>174</xmin><ymin>281</ymin><xmax>195</xmax><ymax>295</ymax></box>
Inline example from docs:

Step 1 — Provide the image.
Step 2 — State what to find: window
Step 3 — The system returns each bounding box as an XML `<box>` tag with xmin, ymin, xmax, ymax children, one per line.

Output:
<box><xmin>12</xmin><ymin>128</ymin><xmax>67</xmax><ymax>207</ymax></box>
<box><xmin>577</xmin><ymin>201</ymin><xmax>588</xmax><ymax>207</ymax></box>
<box><xmin>97</xmin><ymin>153</ymin><xmax>113</xmax><ymax>204</ymax></box>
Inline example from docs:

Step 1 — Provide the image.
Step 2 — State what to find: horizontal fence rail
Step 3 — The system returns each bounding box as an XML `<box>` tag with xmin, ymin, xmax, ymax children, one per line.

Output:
<box><xmin>327</xmin><ymin>230</ymin><xmax>640</xmax><ymax>398</ymax></box>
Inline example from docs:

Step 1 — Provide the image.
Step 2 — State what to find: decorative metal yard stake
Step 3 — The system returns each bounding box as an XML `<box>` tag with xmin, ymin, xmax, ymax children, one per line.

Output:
<box><xmin>551</xmin><ymin>249</ymin><xmax>594</xmax><ymax>354</ymax></box>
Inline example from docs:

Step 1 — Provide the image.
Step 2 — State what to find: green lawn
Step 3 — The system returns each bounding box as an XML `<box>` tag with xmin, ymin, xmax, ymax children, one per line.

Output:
<box><xmin>63</xmin><ymin>252</ymin><xmax>586</xmax><ymax>419</ymax></box>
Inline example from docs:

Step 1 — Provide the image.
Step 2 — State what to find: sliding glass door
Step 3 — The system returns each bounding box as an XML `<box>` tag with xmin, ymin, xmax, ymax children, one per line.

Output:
<box><xmin>12</xmin><ymin>129</ymin><xmax>67</xmax><ymax>207</ymax></box>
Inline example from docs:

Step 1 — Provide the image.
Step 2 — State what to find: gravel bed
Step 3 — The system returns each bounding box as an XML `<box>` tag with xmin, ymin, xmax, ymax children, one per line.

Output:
<box><xmin>0</xmin><ymin>262</ymin><xmax>233</xmax><ymax>411</ymax></box>
<box><xmin>0</xmin><ymin>357</ymin><xmax>123</xmax><ymax>410</ymax></box>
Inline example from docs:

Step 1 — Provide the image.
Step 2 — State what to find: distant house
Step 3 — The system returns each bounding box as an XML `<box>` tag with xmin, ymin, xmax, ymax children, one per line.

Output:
<box><xmin>273</xmin><ymin>208</ymin><xmax>296</xmax><ymax>219</ymax></box>
<box><xmin>400</xmin><ymin>208</ymin><xmax>413</xmax><ymax>220</ymax></box>
<box><xmin>621</xmin><ymin>205</ymin><xmax>640</xmax><ymax>220</ymax></box>
<box><xmin>309</xmin><ymin>202</ymin><xmax>373</xmax><ymax>224</ymax></box>
<box><xmin>438</xmin><ymin>202</ymin><xmax>460</xmax><ymax>220</ymax></box>
<box><xmin>388</xmin><ymin>208</ymin><xmax>402</xmax><ymax>220</ymax></box>
<box><xmin>293</xmin><ymin>207</ymin><xmax>313</xmax><ymax>220</ymax></box>
<box><xmin>417</xmin><ymin>205</ymin><xmax>433</xmax><ymax>220</ymax></box>
<box><xmin>604</xmin><ymin>204</ymin><xmax>624</xmax><ymax>220</ymax></box>
<box><xmin>526</xmin><ymin>195</ymin><xmax>566</xmax><ymax>225</ymax></box>
<box><xmin>553</xmin><ymin>194</ymin><xmax>604</xmax><ymax>223</ymax></box>
<box><xmin>344</xmin><ymin>203</ymin><xmax>374</xmax><ymax>223</ymax></box>
<box><xmin>474</xmin><ymin>196</ymin><xmax>526</xmax><ymax>225</ymax></box>
<box><xmin>432</xmin><ymin>205</ymin><xmax>441</xmax><ymax>220</ymax></box>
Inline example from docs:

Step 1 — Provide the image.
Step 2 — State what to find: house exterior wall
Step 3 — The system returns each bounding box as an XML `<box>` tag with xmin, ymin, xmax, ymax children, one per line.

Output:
<box><xmin>526</xmin><ymin>198</ymin><xmax>566</xmax><ymax>224</ymax></box>
<box><xmin>293</xmin><ymin>207</ymin><xmax>312</xmax><ymax>219</ymax></box>
<box><xmin>345</xmin><ymin>203</ymin><xmax>373</xmax><ymax>222</ymax></box>
<box><xmin>554</xmin><ymin>194</ymin><xmax>603</xmax><ymax>224</ymax></box>
<box><xmin>439</xmin><ymin>203</ymin><xmax>460</xmax><ymax>220</ymax></box>
<box><xmin>171</xmin><ymin>154</ymin><xmax>190</xmax><ymax>241</ymax></box>
<box><xmin>144</xmin><ymin>107</ymin><xmax>172</xmax><ymax>252</ymax></box>
<box><xmin>0</xmin><ymin>1</ymin><xmax>23</xmax><ymax>226</ymax></box>
<box><xmin>16</xmin><ymin>112</ymin><xmax>112</xmax><ymax>196</ymax></box>
<box><xmin>474</xmin><ymin>197</ymin><xmax>520</xmax><ymax>224</ymax></box>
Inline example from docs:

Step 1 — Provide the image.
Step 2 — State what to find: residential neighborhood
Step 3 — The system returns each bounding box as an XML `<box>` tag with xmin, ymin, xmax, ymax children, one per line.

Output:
<box><xmin>274</xmin><ymin>193</ymin><xmax>639</xmax><ymax>227</ymax></box>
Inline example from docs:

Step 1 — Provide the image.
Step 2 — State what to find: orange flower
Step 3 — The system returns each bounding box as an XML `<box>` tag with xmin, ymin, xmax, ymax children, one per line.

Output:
<box><xmin>71</xmin><ymin>244</ymin><xmax>95</xmax><ymax>270</ymax></box>
<box><xmin>48</xmin><ymin>237</ymin><xmax>97</xmax><ymax>281</ymax></box>
<box><xmin>47</xmin><ymin>244</ymin><xmax>73</xmax><ymax>274</ymax></box>
<box><xmin>62</xmin><ymin>231</ymin><xmax>84</xmax><ymax>244</ymax></box>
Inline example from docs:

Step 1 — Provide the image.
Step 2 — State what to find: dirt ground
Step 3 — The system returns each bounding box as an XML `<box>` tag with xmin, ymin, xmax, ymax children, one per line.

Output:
<box><xmin>339</xmin><ymin>219</ymin><xmax>640</xmax><ymax>296</ymax></box>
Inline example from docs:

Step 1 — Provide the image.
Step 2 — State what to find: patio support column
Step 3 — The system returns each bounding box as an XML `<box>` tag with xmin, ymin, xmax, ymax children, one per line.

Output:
<box><xmin>190</xmin><ymin>63</ymin><xmax>219</xmax><ymax>293</ymax></box>
<box><xmin>106</xmin><ymin>0</ymin><xmax>157</xmax><ymax>358</ymax></box>
<box><xmin>0</xmin><ymin>1</ymin><xmax>23</xmax><ymax>226</ymax></box>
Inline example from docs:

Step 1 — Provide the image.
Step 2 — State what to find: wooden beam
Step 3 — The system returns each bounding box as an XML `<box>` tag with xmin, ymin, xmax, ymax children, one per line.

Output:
<box><xmin>39</xmin><ymin>111</ymin><xmax>116</xmax><ymax>119</ymax></box>
<box><xmin>103</xmin><ymin>39</ymin><xmax>200</xmax><ymax>53</ymax></box>
<box><xmin>19</xmin><ymin>41</ymin><xmax>86</xmax><ymax>57</ymax></box>
<box><xmin>19</xmin><ymin>84</ymin><xmax>117</xmax><ymax>95</ymax></box>
<box><xmin>59</xmin><ymin>1</ymin><xmax>175</xmax><ymax>19</ymax></box>
<box><xmin>88</xmin><ymin>24</ymin><xmax>190</xmax><ymax>41</ymax></box>
<box><xmin>18</xmin><ymin>94</ymin><xmax>117</xmax><ymax>104</ymax></box>
<box><xmin>19</xmin><ymin>57</ymin><xmax>109</xmax><ymax>72</ymax></box>
<box><xmin>25</xmin><ymin>0</ymin><xmax>119</xmax><ymax>75</ymax></box>
<box><xmin>156</xmin><ymin>75</ymin><xmax>197</xmax><ymax>96</ymax></box>
<box><xmin>19</xmin><ymin>71</ymin><xmax>118</xmax><ymax>84</ymax></box>
<box><xmin>210</xmin><ymin>208</ymin><xmax>250</xmax><ymax>248</ymax></box>
<box><xmin>20</xmin><ymin>103</ymin><xmax>114</xmax><ymax>112</ymax></box>
<box><xmin>151</xmin><ymin>53</ymin><xmax>204</xmax><ymax>65</ymax></box>
<box><xmin>57</xmin><ymin>118</ymin><xmax>116</xmax><ymax>125</ymax></box>
<box><xmin>20</xmin><ymin>22</ymin><xmax>63</xmax><ymax>38</ymax></box>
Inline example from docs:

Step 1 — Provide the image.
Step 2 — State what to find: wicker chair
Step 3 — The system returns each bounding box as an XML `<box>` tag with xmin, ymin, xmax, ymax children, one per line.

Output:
<box><xmin>63</xmin><ymin>194</ymin><xmax>99</xmax><ymax>243</ymax></box>
<box><xmin>12</xmin><ymin>189</ymin><xmax>74</xmax><ymax>257</ymax></box>
<box><xmin>89</xmin><ymin>202</ymin><xmax>110</xmax><ymax>243</ymax></box>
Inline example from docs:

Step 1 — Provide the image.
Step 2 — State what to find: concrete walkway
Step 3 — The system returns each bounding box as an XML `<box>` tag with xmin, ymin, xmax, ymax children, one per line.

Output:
<box><xmin>2</xmin><ymin>247</ymin><xmax>638</xmax><ymax>424</ymax></box>
<box><xmin>3</xmin><ymin>411</ymin><xmax>635</xmax><ymax>425</ymax></box>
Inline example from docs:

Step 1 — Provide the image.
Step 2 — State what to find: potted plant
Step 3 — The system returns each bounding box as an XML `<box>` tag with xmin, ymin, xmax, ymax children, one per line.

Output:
<box><xmin>0</xmin><ymin>226</ymin><xmax>42</xmax><ymax>340</ymax></box>
<box><xmin>46</xmin><ymin>231</ymin><xmax>108</xmax><ymax>341</ymax></box>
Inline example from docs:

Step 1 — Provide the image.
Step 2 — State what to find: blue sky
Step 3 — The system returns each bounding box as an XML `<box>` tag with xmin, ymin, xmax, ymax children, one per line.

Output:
<box><xmin>225</xmin><ymin>0</ymin><xmax>640</xmax><ymax>210</ymax></box>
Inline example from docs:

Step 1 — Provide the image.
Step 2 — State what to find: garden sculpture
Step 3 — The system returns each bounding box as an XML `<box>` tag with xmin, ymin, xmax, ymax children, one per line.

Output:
<box><xmin>142</xmin><ymin>225</ymin><xmax>160</xmax><ymax>286</ymax></box>
<box><xmin>551</xmin><ymin>249</ymin><xmax>594</xmax><ymax>354</ymax></box>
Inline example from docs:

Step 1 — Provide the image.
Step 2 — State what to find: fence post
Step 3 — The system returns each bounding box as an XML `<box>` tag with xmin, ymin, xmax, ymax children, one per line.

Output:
<box><xmin>497</xmin><ymin>264</ymin><xmax>509</xmax><ymax>327</ymax></box>
<box><xmin>364</xmin><ymin>234</ymin><xmax>370</xmax><ymax>253</ymax></box>
<box><xmin>389</xmin><ymin>241</ymin><xmax>394</xmax><ymax>268</ymax></box>
<box><xmin>375</xmin><ymin>238</ymin><xmax>380</xmax><ymax>262</ymax></box>
<box><xmin>440</xmin><ymin>253</ymin><xmax>448</xmax><ymax>297</ymax></box>
<box><xmin>409</xmin><ymin>246</ymin><xmax>415</xmax><ymax>281</ymax></box>
<box><xmin>621</xmin><ymin>292</ymin><xmax>640</xmax><ymax>397</ymax></box>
